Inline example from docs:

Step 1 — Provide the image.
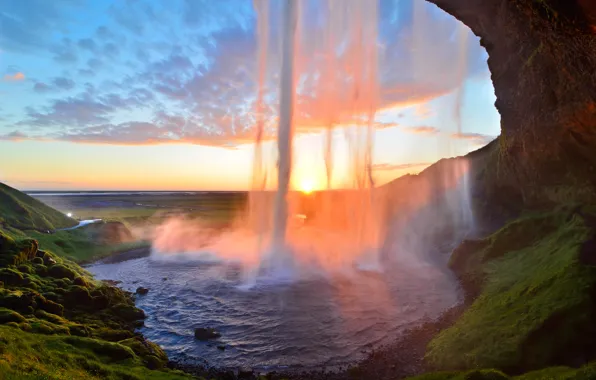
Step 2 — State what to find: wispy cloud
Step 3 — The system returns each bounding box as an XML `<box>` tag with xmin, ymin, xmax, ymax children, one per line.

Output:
<box><xmin>2</xmin><ymin>0</ymin><xmax>490</xmax><ymax>149</ymax></box>
<box><xmin>3</xmin><ymin>72</ymin><xmax>25</xmax><ymax>82</ymax></box>
<box><xmin>0</xmin><ymin>131</ymin><xmax>29</xmax><ymax>141</ymax></box>
<box><xmin>402</xmin><ymin>126</ymin><xmax>440</xmax><ymax>135</ymax></box>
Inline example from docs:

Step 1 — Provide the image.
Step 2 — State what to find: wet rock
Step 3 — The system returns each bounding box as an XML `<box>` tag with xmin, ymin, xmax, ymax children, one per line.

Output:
<box><xmin>135</xmin><ymin>287</ymin><xmax>149</xmax><ymax>295</ymax></box>
<box><xmin>217</xmin><ymin>344</ymin><xmax>226</xmax><ymax>350</ymax></box>
<box><xmin>162</xmin><ymin>277</ymin><xmax>168</xmax><ymax>281</ymax></box>
<box><xmin>238</xmin><ymin>367</ymin><xmax>254</xmax><ymax>379</ymax></box>
<box><xmin>102</xmin><ymin>279</ymin><xmax>122</xmax><ymax>286</ymax></box>
<box><xmin>194</xmin><ymin>327</ymin><xmax>221</xmax><ymax>341</ymax></box>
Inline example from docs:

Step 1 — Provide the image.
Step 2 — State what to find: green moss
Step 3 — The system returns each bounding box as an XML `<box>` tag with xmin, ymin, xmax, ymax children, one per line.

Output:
<box><xmin>0</xmin><ymin>326</ymin><xmax>192</xmax><ymax>379</ymax></box>
<box><xmin>47</xmin><ymin>264</ymin><xmax>77</xmax><ymax>280</ymax></box>
<box><xmin>110</xmin><ymin>303</ymin><xmax>145</xmax><ymax>322</ymax></box>
<box><xmin>427</xmin><ymin>210</ymin><xmax>596</xmax><ymax>372</ymax></box>
<box><xmin>34</xmin><ymin>309</ymin><xmax>67</xmax><ymax>325</ymax></box>
<box><xmin>31</xmin><ymin>257</ymin><xmax>43</xmax><ymax>265</ymax></box>
<box><xmin>0</xmin><ymin>307</ymin><xmax>26</xmax><ymax>324</ymax></box>
<box><xmin>0</xmin><ymin>268</ymin><xmax>24</xmax><ymax>286</ymax></box>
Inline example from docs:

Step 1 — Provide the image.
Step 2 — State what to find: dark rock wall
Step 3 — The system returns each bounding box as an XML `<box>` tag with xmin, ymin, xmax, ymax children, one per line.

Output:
<box><xmin>427</xmin><ymin>0</ymin><xmax>596</xmax><ymax>206</ymax></box>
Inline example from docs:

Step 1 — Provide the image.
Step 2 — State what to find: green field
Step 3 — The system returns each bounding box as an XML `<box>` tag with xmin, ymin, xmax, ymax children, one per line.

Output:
<box><xmin>30</xmin><ymin>191</ymin><xmax>248</xmax><ymax>228</ymax></box>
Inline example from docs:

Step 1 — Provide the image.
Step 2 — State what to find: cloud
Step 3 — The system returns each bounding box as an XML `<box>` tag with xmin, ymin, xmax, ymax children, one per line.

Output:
<box><xmin>451</xmin><ymin>132</ymin><xmax>496</xmax><ymax>146</ymax></box>
<box><xmin>33</xmin><ymin>77</ymin><xmax>75</xmax><ymax>93</ymax></box>
<box><xmin>21</xmin><ymin>95</ymin><xmax>115</xmax><ymax>127</ymax></box>
<box><xmin>0</xmin><ymin>131</ymin><xmax>29</xmax><ymax>141</ymax></box>
<box><xmin>5</xmin><ymin>0</ymin><xmax>492</xmax><ymax>150</ymax></box>
<box><xmin>372</xmin><ymin>162</ymin><xmax>432</xmax><ymax>171</ymax></box>
<box><xmin>3</xmin><ymin>72</ymin><xmax>25</xmax><ymax>82</ymax></box>
<box><xmin>402</xmin><ymin>126</ymin><xmax>440</xmax><ymax>135</ymax></box>
<box><xmin>77</xmin><ymin>38</ymin><xmax>96</xmax><ymax>51</ymax></box>
<box><xmin>51</xmin><ymin>38</ymin><xmax>78</xmax><ymax>63</ymax></box>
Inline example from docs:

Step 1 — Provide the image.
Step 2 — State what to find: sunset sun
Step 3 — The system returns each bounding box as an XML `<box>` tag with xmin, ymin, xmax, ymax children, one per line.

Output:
<box><xmin>299</xmin><ymin>178</ymin><xmax>316</xmax><ymax>194</ymax></box>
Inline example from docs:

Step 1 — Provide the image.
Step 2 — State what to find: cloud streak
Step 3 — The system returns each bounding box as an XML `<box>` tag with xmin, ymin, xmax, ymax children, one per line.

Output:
<box><xmin>3</xmin><ymin>72</ymin><xmax>25</xmax><ymax>82</ymax></box>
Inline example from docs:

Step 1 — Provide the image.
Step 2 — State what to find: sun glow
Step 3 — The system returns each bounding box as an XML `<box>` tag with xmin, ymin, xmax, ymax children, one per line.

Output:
<box><xmin>299</xmin><ymin>178</ymin><xmax>316</xmax><ymax>194</ymax></box>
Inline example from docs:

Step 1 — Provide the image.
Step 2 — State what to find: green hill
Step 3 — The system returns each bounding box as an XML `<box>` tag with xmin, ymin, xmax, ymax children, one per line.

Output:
<box><xmin>0</xmin><ymin>183</ymin><xmax>76</xmax><ymax>231</ymax></box>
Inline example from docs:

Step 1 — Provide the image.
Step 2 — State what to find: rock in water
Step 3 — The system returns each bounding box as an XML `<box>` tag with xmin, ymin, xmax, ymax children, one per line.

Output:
<box><xmin>217</xmin><ymin>344</ymin><xmax>226</xmax><ymax>351</ymax></box>
<box><xmin>135</xmin><ymin>287</ymin><xmax>149</xmax><ymax>295</ymax></box>
<box><xmin>194</xmin><ymin>327</ymin><xmax>221</xmax><ymax>341</ymax></box>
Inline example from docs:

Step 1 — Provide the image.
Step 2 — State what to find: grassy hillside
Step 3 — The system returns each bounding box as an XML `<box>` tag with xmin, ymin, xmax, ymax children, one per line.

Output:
<box><xmin>0</xmin><ymin>226</ymin><xmax>190</xmax><ymax>379</ymax></box>
<box><xmin>0</xmin><ymin>183</ymin><xmax>76</xmax><ymax>231</ymax></box>
<box><xmin>0</xmin><ymin>184</ymin><xmax>188</xmax><ymax>379</ymax></box>
<box><xmin>425</xmin><ymin>205</ymin><xmax>596</xmax><ymax>373</ymax></box>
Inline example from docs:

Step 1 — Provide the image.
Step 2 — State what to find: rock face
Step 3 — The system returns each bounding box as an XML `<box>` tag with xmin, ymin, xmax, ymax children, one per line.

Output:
<box><xmin>426</xmin><ymin>0</ymin><xmax>596</xmax><ymax>206</ymax></box>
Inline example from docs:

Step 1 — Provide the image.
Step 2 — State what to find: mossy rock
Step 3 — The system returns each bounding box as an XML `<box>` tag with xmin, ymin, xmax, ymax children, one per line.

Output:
<box><xmin>53</xmin><ymin>278</ymin><xmax>72</xmax><ymax>288</ymax></box>
<box><xmin>36</xmin><ymin>294</ymin><xmax>64</xmax><ymax>316</ymax></box>
<box><xmin>96</xmin><ymin>328</ymin><xmax>134</xmax><ymax>342</ymax></box>
<box><xmin>31</xmin><ymin>256</ymin><xmax>44</xmax><ymax>265</ymax></box>
<box><xmin>0</xmin><ymin>307</ymin><xmax>26</xmax><ymax>324</ymax></box>
<box><xmin>30</xmin><ymin>319</ymin><xmax>70</xmax><ymax>335</ymax></box>
<box><xmin>0</xmin><ymin>268</ymin><xmax>24</xmax><ymax>286</ymax></box>
<box><xmin>64</xmin><ymin>285</ymin><xmax>93</xmax><ymax>307</ymax></box>
<box><xmin>34</xmin><ymin>309</ymin><xmax>67</xmax><ymax>325</ymax></box>
<box><xmin>0</xmin><ymin>233</ymin><xmax>39</xmax><ymax>266</ymax></box>
<box><xmin>33</xmin><ymin>263</ymin><xmax>47</xmax><ymax>276</ymax></box>
<box><xmin>64</xmin><ymin>336</ymin><xmax>136</xmax><ymax>362</ymax></box>
<box><xmin>42</xmin><ymin>291</ymin><xmax>60</xmax><ymax>302</ymax></box>
<box><xmin>110</xmin><ymin>303</ymin><xmax>145</xmax><ymax>322</ymax></box>
<box><xmin>144</xmin><ymin>354</ymin><xmax>165</xmax><ymax>370</ymax></box>
<box><xmin>17</xmin><ymin>264</ymin><xmax>32</xmax><ymax>274</ymax></box>
<box><xmin>68</xmin><ymin>324</ymin><xmax>91</xmax><ymax>337</ymax></box>
<box><xmin>47</xmin><ymin>264</ymin><xmax>77</xmax><ymax>280</ymax></box>
<box><xmin>120</xmin><ymin>336</ymin><xmax>168</xmax><ymax>366</ymax></box>
<box><xmin>0</xmin><ymin>291</ymin><xmax>36</xmax><ymax>312</ymax></box>
<box><xmin>73</xmin><ymin>276</ymin><xmax>90</xmax><ymax>287</ymax></box>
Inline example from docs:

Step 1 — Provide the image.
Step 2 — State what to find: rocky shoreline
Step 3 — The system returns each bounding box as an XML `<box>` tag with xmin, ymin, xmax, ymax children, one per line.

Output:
<box><xmin>165</xmin><ymin>302</ymin><xmax>466</xmax><ymax>380</ymax></box>
<box><xmin>92</xmin><ymin>243</ymin><xmax>467</xmax><ymax>380</ymax></box>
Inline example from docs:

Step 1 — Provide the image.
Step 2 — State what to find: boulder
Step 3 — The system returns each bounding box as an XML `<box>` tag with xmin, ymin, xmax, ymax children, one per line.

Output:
<box><xmin>194</xmin><ymin>327</ymin><xmax>221</xmax><ymax>341</ymax></box>
<box><xmin>135</xmin><ymin>287</ymin><xmax>149</xmax><ymax>295</ymax></box>
<box><xmin>110</xmin><ymin>303</ymin><xmax>146</xmax><ymax>321</ymax></box>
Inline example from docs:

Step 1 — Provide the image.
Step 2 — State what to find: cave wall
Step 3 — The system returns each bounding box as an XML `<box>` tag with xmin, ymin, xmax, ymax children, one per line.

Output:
<box><xmin>427</xmin><ymin>0</ymin><xmax>596</xmax><ymax>206</ymax></box>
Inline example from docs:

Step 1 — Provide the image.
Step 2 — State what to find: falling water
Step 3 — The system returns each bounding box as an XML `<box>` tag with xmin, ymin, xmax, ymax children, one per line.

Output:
<box><xmin>245</xmin><ymin>0</ymin><xmax>384</xmax><ymax>276</ymax></box>
<box><xmin>153</xmin><ymin>0</ymin><xmax>477</xmax><ymax>281</ymax></box>
<box><xmin>271</xmin><ymin>0</ymin><xmax>298</xmax><ymax>253</ymax></box>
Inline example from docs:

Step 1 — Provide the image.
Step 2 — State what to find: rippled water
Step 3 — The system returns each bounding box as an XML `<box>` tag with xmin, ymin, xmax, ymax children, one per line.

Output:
<box><xmin>88</xmin><ymin>248</ymin><xmax>459</xmax><ymax>371</ymax></box>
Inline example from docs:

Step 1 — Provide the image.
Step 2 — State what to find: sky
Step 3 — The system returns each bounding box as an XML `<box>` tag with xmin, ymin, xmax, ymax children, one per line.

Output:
<box><xmin>0</xmin><ymin>0</ymin><xmax>500</xmax><ymax>191</ymax></box>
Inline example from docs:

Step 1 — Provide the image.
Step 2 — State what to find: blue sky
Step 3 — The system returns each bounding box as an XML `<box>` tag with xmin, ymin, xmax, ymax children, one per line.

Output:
<box><xmin>0</xmin><ymin>0</ymin><xmax>500</xmax><ymax>190</ymax></box>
